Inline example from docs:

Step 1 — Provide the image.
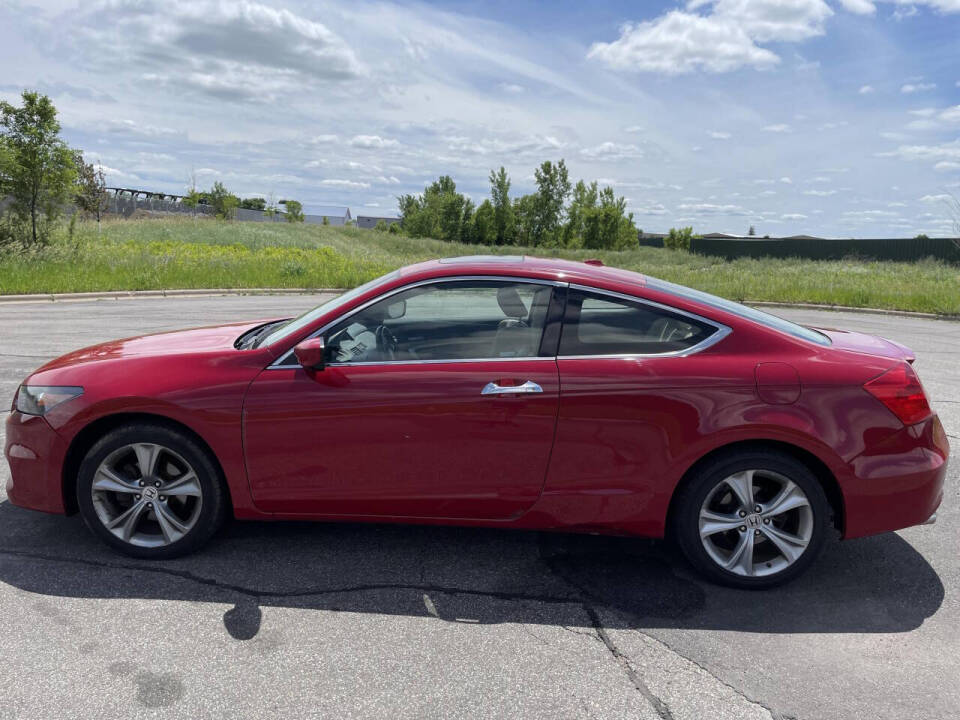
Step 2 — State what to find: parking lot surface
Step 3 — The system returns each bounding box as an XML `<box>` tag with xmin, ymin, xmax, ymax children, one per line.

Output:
<box><xmin>0</xmin><ymin>294</ymin><xmax>957</xmax><ymax>720</ymax></box>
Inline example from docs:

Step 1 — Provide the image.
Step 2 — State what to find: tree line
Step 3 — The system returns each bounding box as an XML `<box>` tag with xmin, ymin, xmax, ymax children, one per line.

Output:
<box><xmin>398</xmin><ymin>160</ymin><xmax>640</xmax><ymax>250</ymax></box>
<box><xmin>0</xmin><ymin>91</ymin><xmax>307</xmax><ymax>250</ymax></box>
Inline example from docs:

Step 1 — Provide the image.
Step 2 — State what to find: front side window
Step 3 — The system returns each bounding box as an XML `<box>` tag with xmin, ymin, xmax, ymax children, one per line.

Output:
<box><xmin>323</xmin><ymin>280</ymin><xmax>554</xmax><ymax>364</ymax></box>
<box><xmin>559</xmin><ymin>289</ymin><xmax>718</xmax><ymax>356</ymax></box>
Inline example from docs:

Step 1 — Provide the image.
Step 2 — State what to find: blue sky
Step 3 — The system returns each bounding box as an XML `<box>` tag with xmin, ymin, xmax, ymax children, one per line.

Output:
<box><xmin>2</xmin><ymin>0</ymin><xmax>959</xmax><ymax>236</ymax></box>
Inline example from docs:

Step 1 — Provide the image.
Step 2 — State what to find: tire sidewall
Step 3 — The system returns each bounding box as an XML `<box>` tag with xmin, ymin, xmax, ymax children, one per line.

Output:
<box><xmin>675</xmin><ymin>451</ymin><xmax>831</xmax><ymax>589</ymax></box>
<box><xmin>76</xmin><ymin>424</ymin><xmax>224</xmax><ymax>559</ymax></box>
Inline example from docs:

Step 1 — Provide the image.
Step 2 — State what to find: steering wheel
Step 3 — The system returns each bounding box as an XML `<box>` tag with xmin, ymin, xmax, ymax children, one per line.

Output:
<box><xmin>375</xmin><ymin>325</ymin><xmax>399</xmax><ymax>360</ymax></box>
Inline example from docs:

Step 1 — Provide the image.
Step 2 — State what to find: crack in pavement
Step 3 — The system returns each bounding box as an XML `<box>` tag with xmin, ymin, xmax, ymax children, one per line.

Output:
<box><xmin>0</xmin><ymin>547</ymin><xmax>582</xmax><ymax>605</ymax></box>
<box><xmin>585</xmin><ymin>606</ymin><xmax>675</xmax><ymax>720</ymax></box>
<box><xmin>629</xmin><ymin>628</ymin><xmax>792</xmax><ymax>720</ymax></box>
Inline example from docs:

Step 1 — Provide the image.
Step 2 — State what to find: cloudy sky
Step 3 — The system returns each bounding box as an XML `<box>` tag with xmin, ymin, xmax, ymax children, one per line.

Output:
<box><xmin>2</xmin><ymin>0</ymin><xmax>959</xmax><ymax>236</ymax></box>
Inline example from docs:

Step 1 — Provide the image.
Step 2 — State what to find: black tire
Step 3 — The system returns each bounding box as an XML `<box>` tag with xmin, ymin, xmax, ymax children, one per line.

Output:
<box><xmin>673</xmin><ymin>448</ymin><xmax>831</xmax><ymax>589</ymax></box>
<box><xmin>76</xmin><ymin>423</ymin><xmax>227</xmax><ymax>559</ymax></box>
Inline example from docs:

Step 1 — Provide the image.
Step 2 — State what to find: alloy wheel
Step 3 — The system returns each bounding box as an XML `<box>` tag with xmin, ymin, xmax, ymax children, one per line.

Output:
<box><xmin>698</xmin><ymin>469</ymin><xmax>814</xmax><ymax>577</ymax></box>
<box><xmin>90</xmin><ymin>442</ymin><xmax>203</xmax><ymax>548</ymax></box>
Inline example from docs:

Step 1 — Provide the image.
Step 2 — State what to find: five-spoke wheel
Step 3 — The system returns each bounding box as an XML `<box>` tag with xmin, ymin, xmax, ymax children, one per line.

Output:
<box><xmin>675</xmin><ymin>449</ymin><xmax>830</xmax><ymax>588</ymax></box>
<box><xmin>77</xmin><ymin>424</ymin><xmax>226</xmax><ymax>558</ymax></box>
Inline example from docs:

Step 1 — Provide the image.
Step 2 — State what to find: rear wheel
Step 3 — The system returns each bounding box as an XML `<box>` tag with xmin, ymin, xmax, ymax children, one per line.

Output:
<box><xmin>76</xmin><ymin>424</ymin><xmax>227</xmax><ymax>559</ymax></box>
<box><xmin>674</xmin><ymin>449</ymin><xmax>831</xmax><ymax>589</ymax></box>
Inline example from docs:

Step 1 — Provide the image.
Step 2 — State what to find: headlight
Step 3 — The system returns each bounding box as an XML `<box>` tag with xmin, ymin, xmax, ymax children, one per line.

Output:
<box><xmin>15</xmin><ymin>386</ymin><xmax>83</xmax><ymax>416</ymax></box>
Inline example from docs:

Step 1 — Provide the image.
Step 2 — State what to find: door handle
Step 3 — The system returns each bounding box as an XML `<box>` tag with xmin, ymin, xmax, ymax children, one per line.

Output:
<box><xmin>481</xmin><ymin>380</ymin><xmax>543</xmax><ymax>396</ymax></box>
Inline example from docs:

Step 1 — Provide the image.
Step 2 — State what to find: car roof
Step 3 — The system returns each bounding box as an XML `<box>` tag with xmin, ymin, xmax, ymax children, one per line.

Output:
<box><xmin>399</xmin><ymin>255</ymin><xmax>648</xmax><ymax>290</ymax></box>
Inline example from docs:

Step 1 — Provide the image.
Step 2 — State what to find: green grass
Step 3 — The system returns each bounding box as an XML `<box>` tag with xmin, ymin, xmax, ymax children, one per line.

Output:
<box><xmin>0</xmin><ymin>216</ymin><xmax>958</xmax><ymax>314</ymax></box>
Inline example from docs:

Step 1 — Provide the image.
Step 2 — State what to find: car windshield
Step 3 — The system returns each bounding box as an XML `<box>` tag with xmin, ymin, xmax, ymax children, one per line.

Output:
<box><xmin>646</xmin><ymin>277</ymin><xmax>831</xmax><ymax>346</ymax></box>
<box><xmin>257</xmin><ymin>270</ymin><xmax>402</xmax><ymax>348</ymax></box>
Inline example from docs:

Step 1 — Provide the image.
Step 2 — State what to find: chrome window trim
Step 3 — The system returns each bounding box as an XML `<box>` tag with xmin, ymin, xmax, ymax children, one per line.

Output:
<box><xmin>267</xmin><ymin>275</ymin><xmax>566</xmax><ymax>369</ymax></box>
<box><xmin>558</xmin><ymin>283</ymin><xmax>732</xmax><ymax>359</ymax></box>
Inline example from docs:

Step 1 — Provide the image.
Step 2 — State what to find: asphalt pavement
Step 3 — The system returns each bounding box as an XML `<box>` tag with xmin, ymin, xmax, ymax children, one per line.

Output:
<box><xmin>0</xmin><ymin>294</ymin><xmax>956</xmax><ymax>720</ymax></box>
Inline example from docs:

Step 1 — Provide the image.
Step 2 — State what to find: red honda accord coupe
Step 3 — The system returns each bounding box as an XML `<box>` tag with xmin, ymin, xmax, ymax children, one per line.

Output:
<box><xmin>5</xmin><ymin>256</ymin><xmax>948</xmax><ymax>588</ymax></box>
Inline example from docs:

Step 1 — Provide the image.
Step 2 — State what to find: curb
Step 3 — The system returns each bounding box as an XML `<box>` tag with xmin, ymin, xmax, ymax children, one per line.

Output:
<box><xmin>745</xmin><ymin>300</ymin><xmax>957</xmax><ymax>321</ymax></box>
<box><xmin>0</xmin><ymin>288</ymin><xmax>955</xmax><ymax>321</ymax></box>
<box><xmin>0</xmin><ymin>288</ymin><xmax>340</xmax><ymax>304</ymax></box>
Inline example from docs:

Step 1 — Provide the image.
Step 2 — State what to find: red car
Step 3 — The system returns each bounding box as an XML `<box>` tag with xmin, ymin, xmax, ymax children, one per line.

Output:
<box><xmin>4</xmin><ymin>256</ymin><xmax>948</xmax><ymax>588</ymax></box>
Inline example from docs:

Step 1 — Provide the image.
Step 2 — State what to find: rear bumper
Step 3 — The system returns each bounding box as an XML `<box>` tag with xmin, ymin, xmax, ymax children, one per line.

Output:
<box><xmin>4</xmin><ymin>411</ymin><xmax>69</xmax><ymax>514</ymax></box>
<box><xmin>842</xmin><ymin>414</ymin><xmax>949</xmax><ymax>539</ymax></box>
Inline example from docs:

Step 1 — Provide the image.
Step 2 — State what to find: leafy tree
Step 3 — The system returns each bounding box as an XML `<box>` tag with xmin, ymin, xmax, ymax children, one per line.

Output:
<box><xmin>282</xmin><ymin>199</ymin><xmax>304</xmax><ymax>222</ymax></box>
<box><xmin>489</xmin><ymin>167</ymin><xmax>514</xmax><ymax>245</ymax></box>
<box><xmin>530</xmin><ymin>159</ymin><xmax>571</xmax><ymax>246</ymax></box>
<box><xmin>914</xmin><ymin>233</ymin><xmax>930</xmax><ymax>240</ymax></box>
<box><xmin>565</xmin><ymin>181</ymin><xmax>636</xmax><ymax>250</ymax></box>
<box><xmin>207</xmin><ymin>181</ymin><xmax>239</xmax><ymax>219</ymax></box>
<box><xmin>748</xmin><ymin>225</ymin><xmax>756</xmax><ymax>236</ymax></box>
<box><xmin>321</xmin><ymin>214</ymin><xmax>329</xmax><ymax>226</ymax></box>
<box><xmin>240</xmin><ymin>197</ymin><xmax>266</xmax><ymax>211</ymax></box>
<box><xmin>72</xmin><ymin>150</ymin><xmax>108</xmax><ymax>231</ymax></box>
<box><xmin>664</xmin><ymin>226</ymin><xmax>694</xmax><ymax>251</ymax></box>
<box><xmin>374</xmin><ymin>219</ymin><xmax>389</xmax><ymax>232</ymax></box>
<box><xmin>0</xmin><ymin>91</ymin><xmax>77</xmax><ymax>246</ymax></box>
<box><xmin>511</xmin><ymin>193</ymin><xmax>538</xmax><ymax>246</ymax></box>
<box><xmin>388</xmin><ymin>221</ymin><xmax>401</xmax><ymax>235</ymax></box>
<box><xmin>398</xmin><ymin>175</ymin><xmax>474</xmax><ymax>242</ymax></box>
<box><xmin>471</xmin><ymin>199</ymin><xmax>497</xmax><ymax>245</ymax></box>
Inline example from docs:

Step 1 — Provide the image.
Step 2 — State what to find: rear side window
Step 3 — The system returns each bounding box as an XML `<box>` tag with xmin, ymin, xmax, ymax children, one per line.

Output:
<box><xmin>559</xmin><ymin>290</ymin><xmax>718</xmax><ymax>356</ymax></box>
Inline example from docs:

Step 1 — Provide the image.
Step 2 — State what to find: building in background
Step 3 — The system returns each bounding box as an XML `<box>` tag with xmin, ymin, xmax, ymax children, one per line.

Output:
<box><xmin>356</xmin><ymin>215</ymin><xmax>401</xmax><ymax>229</ymax></box>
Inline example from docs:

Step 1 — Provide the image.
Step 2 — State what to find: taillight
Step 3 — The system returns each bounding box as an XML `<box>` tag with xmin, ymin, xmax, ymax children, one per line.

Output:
<box><xmin>864</xmin><ymin>363</ymin><xmax>932</xmax><ymax>425</ymax></box>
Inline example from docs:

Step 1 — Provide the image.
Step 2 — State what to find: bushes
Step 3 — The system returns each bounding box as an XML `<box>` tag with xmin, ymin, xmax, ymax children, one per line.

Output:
<box><xmin>664</xmin><ymin>227</ymin><xmax>695</xmax><ymax>251</ymax></box>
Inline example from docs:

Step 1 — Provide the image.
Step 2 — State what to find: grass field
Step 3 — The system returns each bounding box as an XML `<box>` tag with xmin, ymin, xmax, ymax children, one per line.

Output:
<box><xmin>0</xmin><ymin>216</ymin><xmax>958</xmax><ymax>314</ymax></box>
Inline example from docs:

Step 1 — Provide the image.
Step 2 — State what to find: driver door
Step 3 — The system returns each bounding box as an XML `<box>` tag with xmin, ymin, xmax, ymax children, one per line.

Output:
<box><xmin>242</xmin><ymin>278</ymin><xmax>562</xmax><ymax>520</ymax></box>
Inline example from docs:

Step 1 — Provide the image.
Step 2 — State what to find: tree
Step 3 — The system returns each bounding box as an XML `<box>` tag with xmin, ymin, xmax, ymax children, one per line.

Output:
<box><xmin>664</xmin><ymin>227</ymin><xmax>694</xmax><ymax>251</ymax></box>
<box><xmin>240</xmin><ymin>197</ymin><xmax>266</xmax><ymax>211</ymax></box>
<box><xmin>489</xmin><ymin>167</ymin><xmax>514</xmax><ymax>245</ymax></box>
<box><xmin>374</xmin><ymin>219</ymin><xmax>389</xmax><ymax>232</ymax></box>
<box><xmin>471</xmin><ymin>199</ymin><xmax>497</xmax><ymax>245</ymax></box>
<box><xmin>748</xmin><ymin>225</ymin><xmax>756</xmax><ymax>236</ymax></box>
<box><xmin>207</xmin><ymin>181</ymin><xmax>239</xmax><ymax>219</ymax></box>
<box><xmin>72</xmin><ymin>150</ymin><xmax>108</xmax><ymax>232</ymax></box>
<box><xmin>282</xmin><ymin>199</ymin><xmax>304</xmax><ymax>222</ymax></box>
<box><xmin>564</xmin><ymin>181</ymin><xmax>637</xmax><ymax>250</ymax></box>
<box><xmin>530</xmin><ymin>159</ymin><xmax>571</xmax><ymax>246</ymax></box>
<box><xmin>0</xmin><ymin>91</ymin><xmax>76</xmax><ymax>246</ymax></box>
<box><xmin>398</xmin><ymin>175</ymin><xmax>474</xmax><ymax>242</ymax></box>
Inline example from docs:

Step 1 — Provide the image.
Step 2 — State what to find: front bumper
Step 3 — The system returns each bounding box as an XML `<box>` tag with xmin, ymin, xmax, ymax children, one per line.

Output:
<box><xmin>842</xmin><ymin>414</ymin><xmax>948</xmax><ymax>539</ymax></box>
<box><xmin>4</xmin><ymin>411</ymin><xmax>69</xmax><ymax>514</ymax></box>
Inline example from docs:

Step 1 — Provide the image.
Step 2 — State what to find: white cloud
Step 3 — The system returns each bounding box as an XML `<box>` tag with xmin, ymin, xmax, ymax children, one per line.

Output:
<box><xmin>677</xmin><ymin>202</ymin><xmax>751</xmax><ymax>215</ymax></box>
<box><xmin>940</xmin><ymin>106</ymin><xmax>960</xmax><ymax>123</ymax></box>
<box><xmin>631</xmin><ymin>202</ymin><xmax>669</xmax><ymax>215</ymax></box>
<box><xmin>837</xmin><ymin>0</ymin><xmax>876</xmax><ymax>14</ymax></box>
<box><xmin>919</xmin><ymin>193</ymin><xmax>953</xmax><ymax>203</ymax></box>
<box><xmin>67</xmin><ymin>1</ymin><xmax>363</xmax><ymax>102</ymax></box>
<box><xmin>780</xmin><ymin>176</ymin><xmax>793</xmax><ymax>183</ymax></box>
<box><xmin>319</xmin><ymin>179</ymin><xmax>371</xmax><ymax>189</ymax></box>
<box><xmin>802</xmin><ymin>189</ymin><xmax>837</xmax><ymax>196</ymax></box>
<box><xmin>879</xmin><ymin>140</ymin><xmax>960</xmax><ymax>163</ymax></box>
<box><xmin>935</xmin><ymin>161</ymin><xmax>960</xmax><ymax>171</ymax></box>
<box><xmin>348</xmin><ymin>135</ymin><xmax>400</xmax><ymax>149</ymax></box>
<box><xmin>906</xmin><ymin>119</ymin><xmax>939</xmax><ymax>130</ymax></box>
<box><xmin>782</xmin><ymin>212</ymin><xmax>808</xmax><ymax>220</ymax></box>
<box><xmin>858</xmin><ymin>85</ymin><xmax>874</xmax><ymax>94</ymax></box>
<box><xmin>901</xmin><ymin>82</ymin><xmax>936</xmax><ymax>94</ymax></box>
<box><xmin>498</xmin><ymin>83</ymin><xmax>524</xmax><ymax>94</ymax></box>
<box><xmin>579</xmin><ymin>141</ymin><xmax>644</xmax><ymax>160</ymax></box>
<box><xmin>624</xmin><ymin>125</ymin><xmax>644</xmax><ymax>133</ymax></box>
<box><xmin>762</xmin><ymin>123</ymin><xmax>792</xmax><ymax>132</ymax></box>
<box><xmin>708</xmin><ymin>130</ymin><xmax>732</xmax><ymax>139</ymax></box>
<box><xmin>312</xmin><ymin>134</ymin><xmax>339</xmax><ymax>143</ymax></box>
<box><xmin>909</xmin><ymin>108</ymin><xmax>937</xmax><ymax>117</ymax></box>
<box><xmin>588</xmin><ymin>0</ymin><xmax>835</xmax><ymax>74</ymax></box>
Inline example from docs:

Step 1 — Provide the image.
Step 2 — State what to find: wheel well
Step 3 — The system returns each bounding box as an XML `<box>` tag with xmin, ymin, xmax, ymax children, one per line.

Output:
<box><xmin>665</xmin><ymin>440</ymin><xmax>845</xmax><ymax>535</ymax></box>
<box><xmin>61</xmin><ymin>412</ymin><xmax>233</xmax><ymax>517</ymax></box>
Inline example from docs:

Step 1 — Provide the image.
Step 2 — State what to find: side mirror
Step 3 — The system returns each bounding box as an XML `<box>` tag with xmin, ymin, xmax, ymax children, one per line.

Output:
<box><xmin>293</xmin><ymin>337</ymin><xmax>325</xmax><ymax>371</ymax></box>
<box><xmin>386</xmin><ymin>299</ymin><xmax>406</xmax><ymax>319</ymax></box>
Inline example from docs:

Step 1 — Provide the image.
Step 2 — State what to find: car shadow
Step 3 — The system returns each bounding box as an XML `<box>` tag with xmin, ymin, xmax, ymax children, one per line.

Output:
<box><xmin>0</xmin><ymin>501</ymin><xmax>943</xmax><ymax>640</ymax></box>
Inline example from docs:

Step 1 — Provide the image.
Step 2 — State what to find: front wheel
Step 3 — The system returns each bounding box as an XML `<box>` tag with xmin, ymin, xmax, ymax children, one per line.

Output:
<box><xmin>674</xmin><ymin>449</ymin><xmax>832</xmax><ymax>589</ymax></box>
<box><xmin>76</xmin><ymin>424</ymin><xmax>227</xmax><ymax>559</ymax></box>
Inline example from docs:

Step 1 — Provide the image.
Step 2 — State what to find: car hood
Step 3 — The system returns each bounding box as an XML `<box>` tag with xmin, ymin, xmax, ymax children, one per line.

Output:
<box><xmin>818</xmin><ymin>328</ymin><xmax>915</xmax><ymax>363</ymax></box>
<box><xmin>35</xmin><ymin>319</ymin><xmax>276</xmax><ymax>372</ymax></box>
